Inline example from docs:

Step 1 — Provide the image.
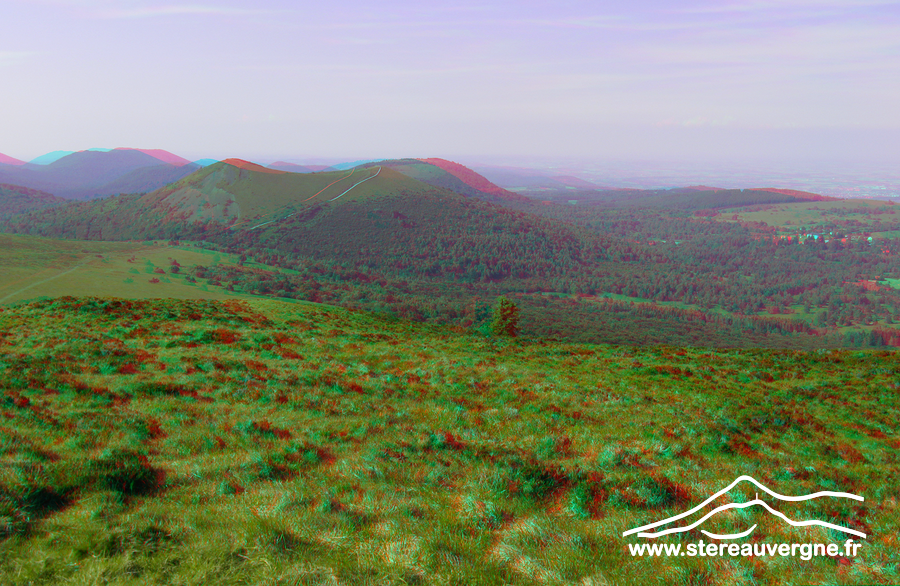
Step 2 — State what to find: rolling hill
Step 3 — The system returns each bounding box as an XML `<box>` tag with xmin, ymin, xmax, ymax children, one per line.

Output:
<box><xmin>268</xmin><ymin>161</ymin><xmax>314</xmax><ymax>173</ymax></box>
<box><xmin>377</xmin><ymin>158</ymin><xmax>530</xmax><ymax>202</ymax></box>
<box><xmin>0</xmin><ymin>152</ymin><xmax>896</xmax><ymax>586</ymax></box>
<box><xmin>417</xmin><ymin>158</ymin><xmax>528</xmax><ymax>202</ymax></box>
<box><xmin>134</xmin><ymin>159</ymin><xmax>438</xmax><ymax>228</ymax></box>
<box><xmin>67</xmin><ymin>157</ymin><xmax>537</xmax><ymax>235</ymax></box>
<box><xmin>5</xmin><ymin>157</ymin><xmax>900</xmax><ymax>350</ymax></box>
<box><xmin>116</xmin><ymin>147</ymin><xmax>192</xmax><ymax>166</ymax></box>
<box><xmin>0</xmin><ymin>152</ymin><xmax>26</xmax><ymax>166</ymax></box>
<box><xmin>1</xmin><ymin>160</ymin><xmax>602</xmax><ymax>268</ymax></box>
<box><xmin>83</xmin><ymin>162</ymin><xmax>201</xmax><ymax>198</ymax></box>
<box><xmin>2</xmin><ymin>160</ymin><xmax>647</xmax><ymax>337</ymax></box>
<box><xmin>28</xmin><ymin>150</ymin><xmax>75</xmax><ymax>165</ymax></box>
<box><xmin>472</xmin><ymin>165</ymin><xmax>606</xmax><ymax>191</ymax></box>
<box><xmin>0</xmin><ymin>148</ymin><xmax>197</xmax><ymax>200</ymax></box>
<box><xmin>0</xmin><ymin>184</ymin><xmax>68</xmax><ymax>218</ymax></box>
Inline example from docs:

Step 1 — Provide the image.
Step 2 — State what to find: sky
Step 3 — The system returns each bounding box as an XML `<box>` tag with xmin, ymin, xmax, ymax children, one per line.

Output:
<box><xmin>1</xmin><ymin>0</ymin><xmax>898</xmax><ymax>166</ymax></box>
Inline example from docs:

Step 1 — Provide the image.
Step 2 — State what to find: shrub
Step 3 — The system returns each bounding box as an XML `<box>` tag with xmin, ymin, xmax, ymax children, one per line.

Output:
<box><xmin>491</xmin><ymin>296</ymin><xmax>519</xmax><ymax>337</ymax></box>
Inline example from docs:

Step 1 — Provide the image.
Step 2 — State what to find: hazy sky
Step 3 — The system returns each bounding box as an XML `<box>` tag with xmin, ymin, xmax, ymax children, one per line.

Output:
<box><xmin>2</xmin><ymin>0</ymin><xmax>898</xmax><ymax>164</ymax></box>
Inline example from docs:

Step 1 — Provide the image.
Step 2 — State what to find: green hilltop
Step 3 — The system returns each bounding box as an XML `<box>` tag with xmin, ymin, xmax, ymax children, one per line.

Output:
<box><xmin>147</xmin><ymin>160</ymin><xmax>432</xmax><ymax>227</ymax></box>
<box><xmin>3</xmin><ymin>159</ymin><xmax>473</xmax><ymax>239</ymax></box>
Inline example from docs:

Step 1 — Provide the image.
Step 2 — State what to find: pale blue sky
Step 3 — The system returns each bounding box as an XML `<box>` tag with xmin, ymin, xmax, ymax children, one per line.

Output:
<box><xmin>2</xmin><ymin>0</ymin><xmax>898</xmax><ymax>164</ymax></box>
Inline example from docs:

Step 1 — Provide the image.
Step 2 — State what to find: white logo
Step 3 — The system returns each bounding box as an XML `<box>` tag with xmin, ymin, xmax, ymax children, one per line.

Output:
<box><xmin>623</xmin><ymin>475</ymin><xmax>866</xmax><ymax>540</ymax></box>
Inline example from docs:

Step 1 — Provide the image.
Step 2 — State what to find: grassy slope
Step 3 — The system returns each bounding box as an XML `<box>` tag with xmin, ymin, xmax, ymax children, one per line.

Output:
<box><xmin>9</xmin><ymin>163</ymin><xmax>448</xmax><ymax>235</ymax></box>
<box><xmin>378</xmin><ymin>160</ymin><xmax>492</xmax><ymax>200</ymax></box>
<box><xmin>720</xmin><ymin>200</ymin><xmax>900</xmax><ymax>233</ymax></box>
<box><xmin>146</xmin><ymin>163</ymin><xmax>421</xmax><ymax>227</ymax></box>
<box><xmin>0</xmin><ymin>295</ymin><xmax>896</xmax><ymax>585</ymax></box>
<box><xmin>0</xmin><ymin>234</ymin><xmax>277</xmax><ymax>305</ymax></box>
<box><xmin>417</xmin><ymin>158</ymin><xmax>528</xmax><ymax>201</ymax></box>
<box><xmin>0</xmin><ymin>184</ymin><xmax>68</xmax><ymax>219</ymax></box>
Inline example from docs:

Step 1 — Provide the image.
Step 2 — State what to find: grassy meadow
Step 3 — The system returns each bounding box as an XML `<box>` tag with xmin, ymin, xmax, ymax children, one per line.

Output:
<box><xmin>0</xmin><ymin>234</ymin><xmax>275</xmax><ymax>306</ymax></box>
<box><xmin>720</xmin><ymin>199</ymin><xmax>899</xmax><ymax>234</ymax></box>
<box><xmin>1</xmin><ymin>290</ymin><xmax>898</xmax><ymax>585</ymax></box>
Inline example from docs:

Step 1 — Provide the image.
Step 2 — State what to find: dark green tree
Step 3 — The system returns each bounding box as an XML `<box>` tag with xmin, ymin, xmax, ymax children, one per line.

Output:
<box><xmin>491</xmin><ymin>296</ymin><xmax>520</xmax><ymax>337</ymax></box>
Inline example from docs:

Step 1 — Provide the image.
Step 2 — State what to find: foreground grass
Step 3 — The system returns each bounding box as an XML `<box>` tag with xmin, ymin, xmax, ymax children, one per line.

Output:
<box><xmin>0</xmin><ymin>296</ymin><xmax>897</xmax><ymax>585</ymax></box>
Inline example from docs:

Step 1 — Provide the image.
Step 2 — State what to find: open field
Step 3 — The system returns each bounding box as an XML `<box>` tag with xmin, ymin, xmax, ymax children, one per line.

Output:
<box><xmin>719</xmin><ymin>200</ymin><xmax>900</xmax><ymax>233</ymax></box>
<box><xmin>0</xmin><ymin>234</ymin><xmax>275</xmax><ymax>306</ymax></box>
<box><xmin>0</xmin><ymin>295</ymin><xmax>897</xmax><ymax>585</ymax></box>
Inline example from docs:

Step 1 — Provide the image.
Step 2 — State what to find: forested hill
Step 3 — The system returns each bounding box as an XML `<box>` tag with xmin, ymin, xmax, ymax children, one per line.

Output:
<box><xmin>5</xmin><ymin>158</ymin><xmax>900</xmax><ymax>349</ymax></box>
<box><xmin>0</xmin><ymin>149</ymin><xmax>195</xmax><ymax>200</ymax></box>
<box><xmin>0</xmin><ymin>183</ymin><xmax>68</xmax><ymax>218</ymax></box>
<box><xmin>1</xmin><ymin>159</ymin><xmax>629</xmax><ymax>285</ymax></box>
<box><xmin>372</xmin><ymin>159</ymin><xmax>529</xmax><ymax>202</ymax></box>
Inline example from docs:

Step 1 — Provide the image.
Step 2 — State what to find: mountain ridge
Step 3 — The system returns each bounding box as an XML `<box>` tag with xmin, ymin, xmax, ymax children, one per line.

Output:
<box><xmin>0</xmin><ymin>149</ymin><xmax>198</xmax><ymax>200</ymax></box>
<box><xmin>0</xmin><ymin>183</ymin><xmax>68</xmax><ymax>218</ymax></box>
<box><xmin>0</xmin><ymin>153</ymin><xmax>26</xmax><ymax>166</ymax></box>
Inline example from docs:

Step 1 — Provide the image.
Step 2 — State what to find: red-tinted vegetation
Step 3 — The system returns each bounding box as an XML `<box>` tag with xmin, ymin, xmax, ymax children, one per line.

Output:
<box><xmin>419</xmin><ymin>158</ymin><xmax>527</xmax><ymax>201</ymax></box>
<box><xmin>220</xmin><ymin>158</ymin><xmax>287</xmax><ymax>174</ymax></box>
<box><xmin>0</xmin><ymin>183</ymin><xmax>68</xmax><ymax>218</ymax></box>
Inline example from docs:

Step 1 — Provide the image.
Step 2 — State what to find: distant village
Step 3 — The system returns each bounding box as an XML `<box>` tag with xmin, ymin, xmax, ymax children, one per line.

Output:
<box><xmin>775</xmin><ymin>232</ymin><xmax>874</xmax><ymax>245</ymax></box>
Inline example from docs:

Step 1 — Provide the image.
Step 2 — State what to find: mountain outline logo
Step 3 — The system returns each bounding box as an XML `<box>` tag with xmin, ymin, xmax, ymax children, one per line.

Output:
<box><xmin>623</xmin><ymin>475</ymin><xmax>866</xmax><ymax>540</ymax></box>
